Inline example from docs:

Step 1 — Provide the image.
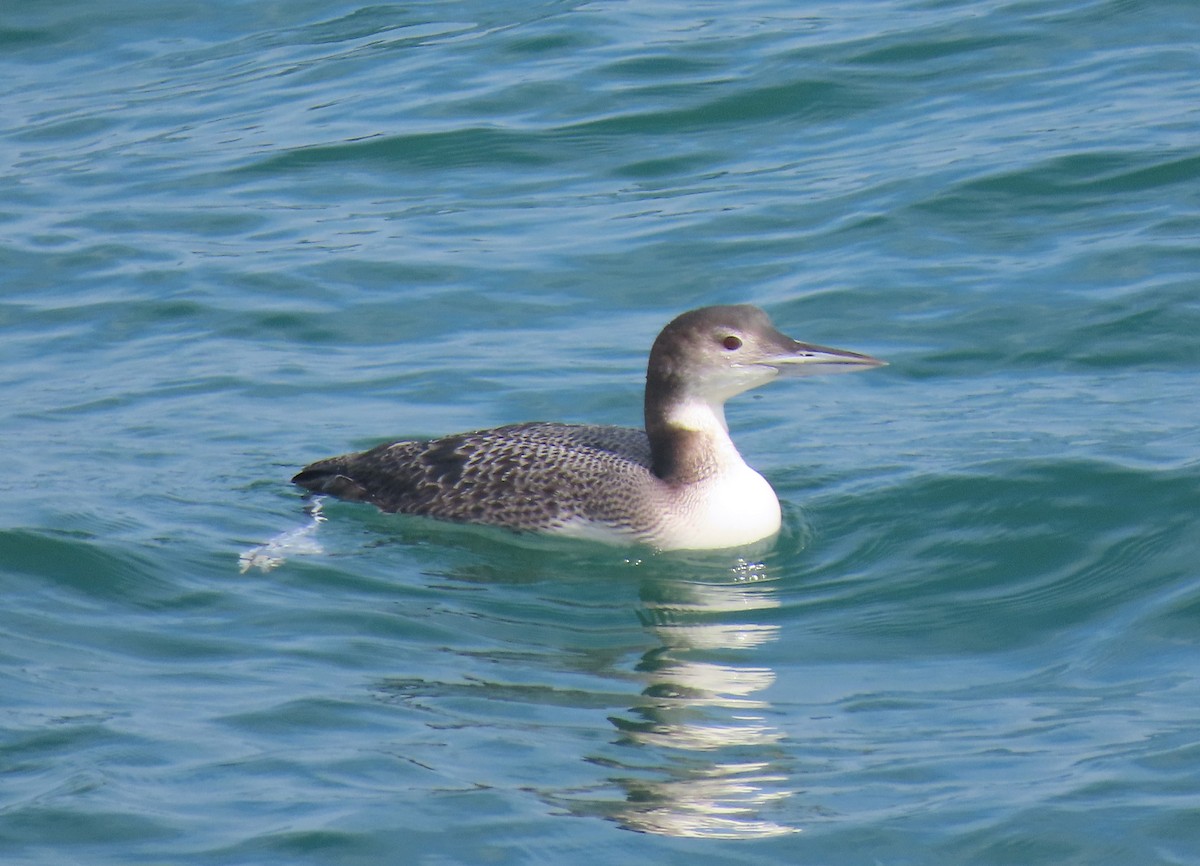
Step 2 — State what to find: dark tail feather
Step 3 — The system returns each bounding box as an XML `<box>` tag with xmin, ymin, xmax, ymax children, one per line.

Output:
<box><xmin>292</xmin><ymin>460</ymin><xmax>370</xmax><ymax>502</ymax></box>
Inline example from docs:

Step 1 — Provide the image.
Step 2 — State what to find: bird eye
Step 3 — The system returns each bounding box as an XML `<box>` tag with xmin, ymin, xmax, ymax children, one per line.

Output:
<box><xmin>722</xmin><ymin>335</ymin><xmax>742</xmax><ymax>350</ymax></box>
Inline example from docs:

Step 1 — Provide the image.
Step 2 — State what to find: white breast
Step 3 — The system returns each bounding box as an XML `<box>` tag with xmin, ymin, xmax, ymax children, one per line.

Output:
<box><xmin>549</xmin><ymin>462</ymin><xmax>782</xmax><ymax>551</ymax></box>
<box><xmin>654</xmin><ymin>462</ymin><xmax>782</xmax><ymax>551</ymax></box>
<box><xmin>643</xmin><ymin>395</ymin><xmax>785</xmax><ymax>551</ymax></box>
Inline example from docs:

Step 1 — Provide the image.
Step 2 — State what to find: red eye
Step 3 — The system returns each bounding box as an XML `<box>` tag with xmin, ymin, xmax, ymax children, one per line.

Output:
<box><xmin>722</xmin><ymin>335</ymin><xmax>742</xmax><ymax>350</ymax></box>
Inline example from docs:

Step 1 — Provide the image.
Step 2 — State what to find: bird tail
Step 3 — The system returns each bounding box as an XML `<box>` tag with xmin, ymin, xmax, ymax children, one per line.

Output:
<box><xmin>292</xmin><ymin>458</ymin><xmax>371</xmax><ymax>501</ymax></box>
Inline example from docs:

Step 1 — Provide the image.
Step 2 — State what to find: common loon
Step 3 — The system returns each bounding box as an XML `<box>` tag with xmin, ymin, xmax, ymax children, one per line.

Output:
<box><xmin>293</xmin><ymin>305</ymin><xmax>884</xmax><ymax>550</ymax></box>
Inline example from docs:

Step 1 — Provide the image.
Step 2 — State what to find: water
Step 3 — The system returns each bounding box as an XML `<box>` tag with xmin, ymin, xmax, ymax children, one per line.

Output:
<box><xmin>3</xmin><ymin>0</ymin><xmax>1199</xmax><ymax>862</ymax></box>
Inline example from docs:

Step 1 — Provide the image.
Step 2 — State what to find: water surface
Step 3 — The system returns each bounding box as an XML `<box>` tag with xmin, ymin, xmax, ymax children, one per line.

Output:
<box><xmin>3</xmin><ymin>0</ymin><xmax>1199</xmax><ymax>863</ymax></box>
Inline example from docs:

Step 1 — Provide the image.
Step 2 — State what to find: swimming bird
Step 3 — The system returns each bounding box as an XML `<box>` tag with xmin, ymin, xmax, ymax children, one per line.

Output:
<box><xmin>292</xmin><ymin>304</ymin><xmax>884</xmax><ymax>550</ymax></box>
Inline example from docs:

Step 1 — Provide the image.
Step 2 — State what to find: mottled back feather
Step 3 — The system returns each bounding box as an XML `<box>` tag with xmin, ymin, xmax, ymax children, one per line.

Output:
<box><xmin>292</xmin><ymin>422</ymin><xmax>665</xmax><ymax>536</ymax></box>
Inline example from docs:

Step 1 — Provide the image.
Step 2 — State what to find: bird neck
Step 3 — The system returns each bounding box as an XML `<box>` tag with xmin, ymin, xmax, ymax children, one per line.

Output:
<box><xmin>644</xmin><ymin>378</ymin><xmax>742</xmax><ymax>485</ymax></box>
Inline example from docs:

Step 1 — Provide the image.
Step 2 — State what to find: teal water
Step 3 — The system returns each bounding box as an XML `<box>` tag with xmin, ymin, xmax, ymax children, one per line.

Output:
<box><xmin>4</xmin><ymin>0</ymin><xmax>1200</xmax><ymax>862</ymax></box>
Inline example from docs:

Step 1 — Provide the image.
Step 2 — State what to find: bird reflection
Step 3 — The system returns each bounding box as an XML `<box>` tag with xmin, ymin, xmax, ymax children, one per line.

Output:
<box><xmin>593</xmin><ymin>560</ymin><xmax>797</xmax><ymax>838</ymax></box>
<box><xmin>367</xmin><ymin>540</ymin><xmax>798</xmax><ymax>839</ymax></box>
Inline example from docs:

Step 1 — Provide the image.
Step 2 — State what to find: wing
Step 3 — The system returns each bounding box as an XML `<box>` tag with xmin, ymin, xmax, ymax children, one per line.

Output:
<box><xmin>292</xmin><ymin>423</ymin><xmax>657</xmax><ymax>532</ymax></box>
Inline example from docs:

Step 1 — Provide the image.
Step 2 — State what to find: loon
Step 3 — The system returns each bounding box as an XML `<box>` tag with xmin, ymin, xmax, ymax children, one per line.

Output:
<box><xmin>292</xmin><ymin>304</ymin><xmax>884</xmax><ymax>550</ymax></box>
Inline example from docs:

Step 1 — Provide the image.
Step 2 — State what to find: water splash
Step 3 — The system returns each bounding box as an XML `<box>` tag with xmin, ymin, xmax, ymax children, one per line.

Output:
<box><xmin>238</xmin><ymin>499</ymin><xmax>326</xmax><ymax>573</ymax></box>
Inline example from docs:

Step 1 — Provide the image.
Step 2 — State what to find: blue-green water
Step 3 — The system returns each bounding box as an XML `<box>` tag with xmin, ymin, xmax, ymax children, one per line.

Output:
<box><xmin>4</xmin><ymin>0</ymin><xmax>1200</xmax><ymax>862</ymax></box>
